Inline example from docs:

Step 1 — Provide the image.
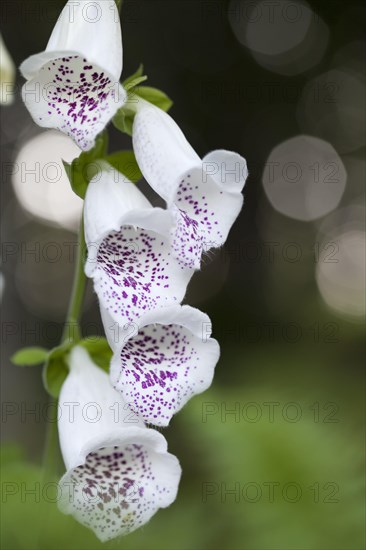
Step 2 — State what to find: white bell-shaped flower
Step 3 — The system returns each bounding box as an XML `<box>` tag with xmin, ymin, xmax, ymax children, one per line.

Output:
<box><xmin>105</xmin><ymin>304</ymin><xmax>220</xmax><ymax>427</ymax></box>
<box><xmin>83</xmin><ymin>162</ymin><xmax>194</xmax><ymax>328</ymax></box>
<box><xmin>133</xmin><ymin>102</ymin><xmax>248</xmax><ymax>269</ymax></box>
<box><xmin>20</xmin><ymin>0</ymin><xmax>126</xmax><ymax>150</ymax></box>
<box><xmin>58</xmin><ymin>346</ymin><xmax>181</xmax><ymax>541</ymax></box>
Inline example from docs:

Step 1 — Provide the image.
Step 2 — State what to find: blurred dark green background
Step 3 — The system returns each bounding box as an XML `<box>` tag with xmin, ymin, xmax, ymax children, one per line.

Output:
<box><xmin>1</xmin><ymin>1</ymin><xmax>365</xmax><ymax>549</ymax></box>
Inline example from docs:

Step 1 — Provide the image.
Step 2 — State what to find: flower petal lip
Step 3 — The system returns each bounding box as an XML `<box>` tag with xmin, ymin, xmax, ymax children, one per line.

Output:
<box><xmin>110</xmin><ymin>304</ymin><xmax>221</xmax><ymax>426</ymax></box>
<box><xmin>58</xmin><ymin>429</ymin><xmax>181</xmax><ymax>541</ymax></box>
<box><xmin>130</xmin><ymin>303</ymin><xmax>216</xmax><ymax>340</ymax></box>
<box><xmin>83</xmin><ymin>163</ymin><xmax>174</xmax><ymax>277</ymax></box>
<box><xmin>84</xmin><ymin>162</ymin><xmax>158</xmax><ymax>254</ymax></box>
<box><xmin>171</xmin><ymin>159</ymin><xmax>245</xmax><ymax>262</ymax></box>
<box><xmin>89</xmin><ymin>223</ymin><xmax>193</xmax><ymax>325</ymax></box>
<box><xmin>202</xmin><ymin>150</ymin><xmax>248</xmax><ymax>194</ymax></box>
<box><xmin>57</xmin><ymin>346</ymin><xmax>181</xmax><ymax>541</ymax></box>
<box><xmin>20</xmin><ymin>0</ymin><xmax>123</xmax><ymax>82</ymax></box>
<box><xmin>21</xmin><ymin>56</ymin><xmax>126</xmax><ymax>151</ymax></box>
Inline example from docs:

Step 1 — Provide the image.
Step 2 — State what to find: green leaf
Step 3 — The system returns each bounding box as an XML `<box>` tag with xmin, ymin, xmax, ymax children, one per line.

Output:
<box><xmin>11</xmin><ymin>347</ymin><xmax>48</xmax><ymax>367</ymax></box>
<box><xmin>132</xmin><ymin>85</ymin><xmax>173</xmax><ymax>112</ymax></box>
<box><xmin>125</xmin><ymin>75</ymin><xmax>148</xmax><ymax>92</ymax></box>
<box><xmin>63</xmin><ymin>131</ymin><xmax>109</xmax><ymax>199</ymax></box>
<box><xmin>122</xmin><ymin>66</ymin><xmax>173</xmax><ymax>111</ymax></box>
<box><xmin>79</xmin><ymin>337</ymin><xmax>113</xmax><ymax>373</ymax></box>
<box><xmin>105</xmin><ymin>150</ymin><xmax>142</xmax><ymax>183</ymax></box>
<box><xmin>42</xmin><ymin>344</ymin><xmax>71</xmax><ymax>398</ymax></box>
<box><xmin>123</xmin><ymin>64</ymin><xmax>146</xmax><ymax>90</ymax></box>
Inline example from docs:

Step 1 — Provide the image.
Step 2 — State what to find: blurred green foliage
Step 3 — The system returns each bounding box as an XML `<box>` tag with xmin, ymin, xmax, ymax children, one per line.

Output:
<box><xmin>2</xmin><ymin>372</ymin><xmax>364</xmax><ymax>550</ymax></box>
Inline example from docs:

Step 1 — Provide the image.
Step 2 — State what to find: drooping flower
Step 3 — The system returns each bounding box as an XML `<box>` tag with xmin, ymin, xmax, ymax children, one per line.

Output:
<box><xmin>132</xmin><ymin>102</ymin><xmax>248</xmax><ymax>269</ymax></box>
<box><xmin>83</xmin><ymin>162</ymin><xmax>194</xmax><ymax>331</ymax></box>
<box><xmin>104</xmin><ymin>304</ymin><xmax>220</xmax><ymax>427</ymax></box>
<box><xmin>20</xmin><ymin>0</ymin><xmax>126</xmax><ymax>150</ymax></box>
<box><xmin>58</xmin><ymin>346</ymin><xmax>181</xmax><ymax>541</ymax></box>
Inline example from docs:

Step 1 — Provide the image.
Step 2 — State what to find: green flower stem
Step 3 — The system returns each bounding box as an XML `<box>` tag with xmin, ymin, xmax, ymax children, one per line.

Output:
<box><xmin>43</xmin><ymin>214</ymin><xmax>87</xmax><ymax>482</ymax></box>
<box><xmin>42</xmin><ymin>399</ymin><xmax>62</xmax><ymax>481</ymax></box>
<box><xmin>39</xmin><ymin>399</ymin><xmax>63</xmax><ymax>548</ymax></box>
<box><xmin>62</xmin><ymin>216</ymin><xmax>87</xmax><ymax>344</ymax></box>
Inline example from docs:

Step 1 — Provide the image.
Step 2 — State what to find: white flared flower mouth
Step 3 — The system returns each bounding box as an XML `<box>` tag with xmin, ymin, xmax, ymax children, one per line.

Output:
<box><xmin>22</xmin><ymin>56</ymin><xmax>126</xmax><ymax>151</ymax></box>
<box><xmin>110</xmin><ymin>305</ymin><xmax>220</xmax><ymax>426</ymax></box>
<box><xmin>58</xmin><ymin>347</ymin><xmax>181</xmax><ymax>541</ymax></box>
<box><xmin>133</xmin><ymin>104</ymin><xmax>248</xmax><ymax>268</ymax></box>
<box><xmin>84</xmin><ymin>164</ymin><xmax>194</xmax><ymax>326</ymax></box>
<box><xmin>59</xmin><ymin>427</ymin><xmax>181</xmax><ymax>541</ymax></box>
<box><xmin>19</xmin><ymin>0</ymin><xmax>126</xmax><ymax>150</ymax></box>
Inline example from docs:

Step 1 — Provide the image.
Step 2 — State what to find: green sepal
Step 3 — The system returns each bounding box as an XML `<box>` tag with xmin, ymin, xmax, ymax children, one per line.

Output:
<box><xmin>113</xmin><ymin>84</ymin><xmax>173</xmax><ymax>137</ymax></box>
<box><xmin>42</xmin><ymin>337</ymin><xmax>113</xmax><ymax>398</ymax></box>
<box><xmin>11</xmin><ymin>347</ymin><xmax>48</xmax><ymax>367</ymax></box>
<box><xmin>62</xmin><ymin>131</ymin><xmax>109</xmax><ymax>199</ymax></box>
<box><xmin>79</xmin><ymin>337</ymin><xmax>113</xmax><ymax>374</ymax></box>
<box><xmin>125</xmin><ymin>75</ymin><xmax>148</xmax><ymax>92</ymax></box>
<box><xmin>131</xmin><ymin>86</ymin><xmax>173</xmax><ymax>112</ymax></box>
<box><xmin>112</xmin><ymin>105</ymin><xmax>136</xmax><ymax>136</ymax></box>
<box><xmin>105</xmin><ymin>150</ymin><xmax>142</xmax><ymax>182</ymax></box>
<box><xmin>42</xmin><ymin>343</ymin><xmax>72</xmax><ymax>399</ymax></box>
<box><xmin>123</xmin><ymin>64</ymin><xmax>147</xmax><ymax>91</ymax></box>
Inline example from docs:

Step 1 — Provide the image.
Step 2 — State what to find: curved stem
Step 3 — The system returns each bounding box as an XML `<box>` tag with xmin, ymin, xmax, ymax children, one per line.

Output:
<box><xmin>43</xmin><ymin>214</ymin><xmax>87</xmax><ymax>482</ymax></box>
<box><xmin>40</xmin><ymin>215</ymin><xmax>87</xmax><ymax>542</ymax></box>
<box><xmin>38</xmin><ymin>398</ymin><xmax>62</xmax><ymax>548</ymax></box>
<box><xmin>62</xmin><ymin>216</ymin><xmax>87</xmax><ymax>343</ymax></box>
<box><xmin>42</xmin><ymin>400</ymin><xmax>61</xmax><ymax>481</ymax></box>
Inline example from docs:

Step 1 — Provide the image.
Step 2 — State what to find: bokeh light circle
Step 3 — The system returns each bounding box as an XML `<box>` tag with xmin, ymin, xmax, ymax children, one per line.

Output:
<box><xmin>316</xmin><ymin>229</ymin><xmax>365</xmax><ymax>320</ymax></box>
<box><xmin>297</xmin><ymin>69</ymin><xmax>366</xmax><ymax>154</ymax></box>
<box><xmin>262</xmin><ymin>135</ymin><xmax>347</xmax><ymax>221</ymax></box>
<box><xmin>228</xmin><ymin>0</ymin><xmax>329</xmax><ymax>75</ymax></box>
<box><xmin>229</xmin><ymin>0</ymin><xmax>311</xmax><ymax>54</ymax></box>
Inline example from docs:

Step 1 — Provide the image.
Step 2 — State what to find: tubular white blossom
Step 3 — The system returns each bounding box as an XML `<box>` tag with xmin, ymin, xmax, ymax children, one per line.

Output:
<box><xmin>108</xmin><ymin>304</ymin><xmax>220</xmax><ymax>427</ymax></box>
<box><xmin>133</xmin><ymin>103</ymin><xmax>248</xmax><ymax>268</ymax></box>
<box><xmin>83</xmin><ymin>163</ymin><xmax>194</xmax><ymax>328</ymax></box>
<box><xmin>58</xmin><ymin>346</ymin><xmax>181</xmax><ymax>541</ymax></box>
<box><xmin>20</xmin><ymin>0</ymin><xmax>126</xmax><ymax>150</ymax></box>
